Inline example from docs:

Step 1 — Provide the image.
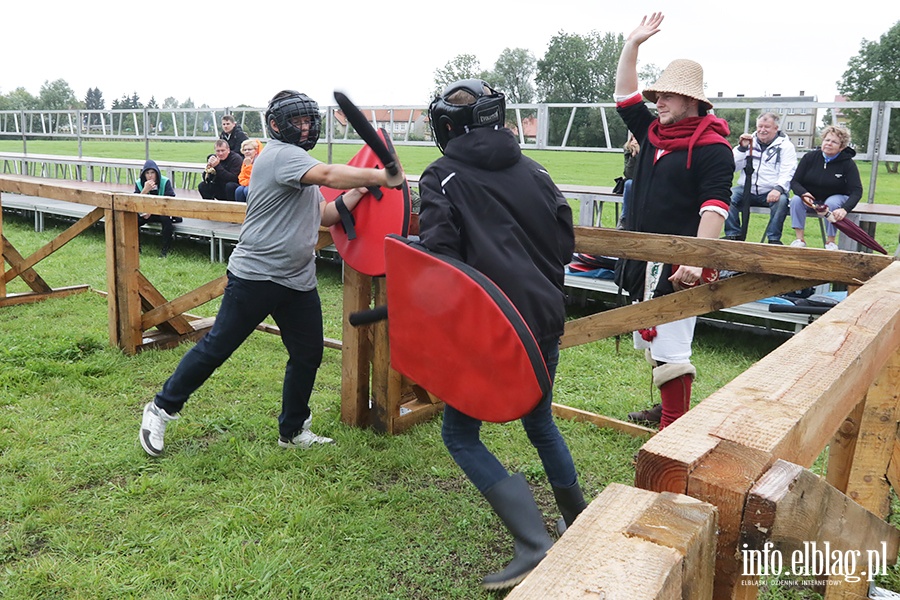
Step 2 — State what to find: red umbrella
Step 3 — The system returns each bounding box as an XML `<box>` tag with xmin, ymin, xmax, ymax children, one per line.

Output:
<box><xmin>801</xmin><ymin>196</ymin><xmax>887</xmax><ymax>254</ymax></box>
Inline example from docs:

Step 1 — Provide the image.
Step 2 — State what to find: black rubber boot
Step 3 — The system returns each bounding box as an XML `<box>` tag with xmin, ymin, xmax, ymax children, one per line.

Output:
<box><xmin>481</xmin><ymin>473</ymin><xmax>554</xmax><ymax>590</ymax></box>
<box><xmin>552</xmin><ymin>481</ymin><xmax>587</xmax><ymax>535</ymax></box>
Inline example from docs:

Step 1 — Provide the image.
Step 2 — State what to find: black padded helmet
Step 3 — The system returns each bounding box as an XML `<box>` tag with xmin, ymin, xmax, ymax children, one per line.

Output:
<box><xmin>428</xmin><ymin>79</ymin><xmax>505</xmax><ymax>153</ymax></box>
<box><xmin>265</xmin><ymin>90</ymin><xmax>321</xmax><ymax>150</ymax></box>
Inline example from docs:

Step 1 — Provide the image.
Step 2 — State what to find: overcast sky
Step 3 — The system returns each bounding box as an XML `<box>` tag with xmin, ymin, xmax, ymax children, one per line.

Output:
<box><xmin>4</xmin><ymin>1</ymin><xmax>893</xmax><ymax>110</ymax></box>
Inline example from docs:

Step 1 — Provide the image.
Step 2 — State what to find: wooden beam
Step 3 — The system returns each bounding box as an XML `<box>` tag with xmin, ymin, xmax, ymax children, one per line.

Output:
<box><xmin>140</xmin><ymin>275</ymin><xmax>226</xmax><ymax>332</ymax></box>
<box><xmin>742</xmin><ymin>459</ymin><xmax>899</xmax><ymax>559</ymax></box>
<box><xmin>561</xmin><ymin>272</ymin><xmax>820</xmax><ymax>349</ymax></box>
<box><xmin>253</xmin><ymin>322</ymin><xmax>342</xmax><ymax>350</ymax></box>
<box><xmin>636</xmin><ymin>262</ymin><xmax>900</xmax><ymax>496</ymax></box>
<box><xmin>741</xmin><ymin>459</ymin><xmax>898</xmax><ymax>600</ymax></box>
<box><xmin>0</xmin><ymin>175</ymin><xmax>114</xmax><ymax>209</ymax></box>
<box><xmin>136</xmin><ymin>271</ymin><xmax>194</xmax><ymax>335</ymax></box>
<box><xmin>0</xmin><ymin>284</ymin><xmax>90</xmax><ymax>307</ymax></box>
<box><xmin>886</xmin><ymin>435</ymin><xmax>900</xmax><ymax>493</ymax></box>
<box><xmin>825</xmin><ymin>398</ymin><xmax>866</xmax><ymax>494</ymax></box>
<box><xmin>340</xmin><ymin>266</ymin><xmax>372</xmax><ymax>428</ymax></box>
<box><xmin>686</xmin><ymin>441</ymin><xmax>773</xmax><ymax>599</ymax></box>
<box><xmin>508</xmin><ymin>483</ymin><xmax>717</xmax><ymax>600</ymax></box>
<box><xmin>113</xmin><ymin>193</ymin><xmax>245</xmax><ymax>224</ymax></box>
<box><xmin>842</xmin><ymin>348</ymin><xmax>900</xmax><ymax>519</ymax></box>
<box><xmin>552</xmin><ymin>403</ymin><xmax>655</xmax><ymax>438</ymax></box>
<box><xmin>105</xmin><ymin>209</ymin><xmax>119</xmax><ymax>348</ymax></box>
<box><xmin>573</xmin><ymin>227</ymin><xmax>892</xmax><ymax>285</ymax></box>
<box><xmin>1</xmin><ymin>234</ymin><xmax>52</xmax><ymax>294</ymax></box>
<box><xmin>370</xmin><ymin>277</ymin><xmax>402</xmax><ymax>433</ymax></box>
<box><xmin>3</xmin><ymin>207</ymin><xmax>103</xmax><ymax>283</ymax></box>
<box><xmin>111</xmin><ymin>209</ymin><xmax>142</xmax><ymax>354</ymax></box>
<box><xmin>0</xmin><ymin>193</ymin><xmax>6</xmax><ymax>298</ymax></box>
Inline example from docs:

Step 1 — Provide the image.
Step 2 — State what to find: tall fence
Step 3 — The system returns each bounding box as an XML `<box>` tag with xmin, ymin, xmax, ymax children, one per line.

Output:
<box><xmin>1</xmin><ymin>100</ymin><xmax>897</xmax><ymax>203</ymax></box>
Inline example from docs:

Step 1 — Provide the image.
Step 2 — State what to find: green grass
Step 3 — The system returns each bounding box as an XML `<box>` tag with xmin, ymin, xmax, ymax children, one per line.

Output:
<box><xmin>2</xmin><ymin>144</ymin><xmax>900</xmax><ymax>598</ymax></box>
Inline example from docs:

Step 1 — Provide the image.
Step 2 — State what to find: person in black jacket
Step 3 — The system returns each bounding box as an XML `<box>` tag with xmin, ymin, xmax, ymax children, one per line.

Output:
<box><xmin>219</xmin><ymin>114</ymin><xmax>249</xmax><ymax>154</ymax></box>
<box><xmin>198</xmin><ymin>139</ymin><xmax>243</xmax><ymax>200</ymax></box>
<box><xmin>418</xmin><ymin>79</ymin><xmax>585</xmax><ymax>591</ymax></box>
<box><xmin>135</xmin><ymin>159</ymin><xmax>177</xmax><ymax>257</ymax></box>
<box><xmin>788</xmin><ymin>125</ymin><xmax>863</xmax><ymax>250</ymax></box>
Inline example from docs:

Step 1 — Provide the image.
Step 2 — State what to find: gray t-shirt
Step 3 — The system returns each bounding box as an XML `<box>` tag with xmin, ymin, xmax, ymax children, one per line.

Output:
<box><xmin>227</xmin><ymin>139</ymin><xmax>322</xmax><ymax>291</ymax></box>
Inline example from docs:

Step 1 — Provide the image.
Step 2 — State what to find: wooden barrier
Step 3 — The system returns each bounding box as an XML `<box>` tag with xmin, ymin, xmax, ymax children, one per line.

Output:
<box><xmin>1</xmin><ymin>175</ymin><xmax>242</xmax><ymax>354</ymax></box>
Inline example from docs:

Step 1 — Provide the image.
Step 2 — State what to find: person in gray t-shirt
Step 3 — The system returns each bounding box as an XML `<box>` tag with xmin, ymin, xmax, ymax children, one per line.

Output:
<box><xmin>139</xmin><ymin>90</ymin><xmax>404</xmax><ymax>457</ymax></box>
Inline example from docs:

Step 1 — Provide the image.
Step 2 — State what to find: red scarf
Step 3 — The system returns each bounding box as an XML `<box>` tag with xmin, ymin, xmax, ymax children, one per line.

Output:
<box><xmin>648</xmin><ymin>115</ymin><xmax>731</xmax><ymax>168</ymax></box>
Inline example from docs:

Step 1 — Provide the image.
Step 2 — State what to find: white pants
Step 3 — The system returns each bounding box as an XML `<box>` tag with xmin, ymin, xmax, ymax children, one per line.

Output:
<box><xmin>633</xmin><ymin>316</ymin><xmax>696</xmax><ymax>364</ymax></box>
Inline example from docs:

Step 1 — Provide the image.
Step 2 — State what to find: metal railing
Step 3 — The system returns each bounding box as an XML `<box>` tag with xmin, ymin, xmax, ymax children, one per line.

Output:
<box><xmin>1</xmin><ymin>100</ymin><xmax>896</xmax><ymax>203</ymax></box>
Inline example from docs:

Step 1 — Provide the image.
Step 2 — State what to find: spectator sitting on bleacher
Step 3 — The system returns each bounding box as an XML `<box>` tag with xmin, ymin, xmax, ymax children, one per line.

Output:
<box><xmin>198</xmin><ymin>139</ymin><xmax>243</xmax><ymax>201</ymax></box>
<box><xmin>219</xmin><ymin>114</ymin><xmax>249</xmax><ymax>154</ymax></box>
<box><xmin>135</xmin><ymin>159</ymin><xmax>178</xmax><ymax>257</ymax></box>
<box><xmin>788</xmin><ymin>125</ymin><xmax>863</xmax><ymax>250</ymax></box>
<box><xmin>722</xmin><ymin>112</ymin><xmax>797</xmax><ymax>244</ymax></box>
<box><xmin>231</xmin><ymin>138</ymin><xmax>263</xmax><ymax>203</ymax></box>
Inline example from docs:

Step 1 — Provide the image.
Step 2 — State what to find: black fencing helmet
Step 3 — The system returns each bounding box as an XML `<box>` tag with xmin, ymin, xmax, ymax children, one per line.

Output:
<box><xmin>428</xmin><ymin>79</ymin><xmax>505</xmax><ymax>153</ymax></box>
<box><xmin>266</xmin><ymin>90</ymin><xmax>321</xmax><ymax>150</ymax></box>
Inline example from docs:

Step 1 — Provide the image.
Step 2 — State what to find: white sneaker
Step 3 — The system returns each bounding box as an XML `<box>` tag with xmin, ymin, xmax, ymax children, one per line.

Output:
<box><xmin>824</xmin><ymin>242</ymin><xmax>839</xmax><ymax>251</ymax></box>
<box><xmin>790</xmin><ymin>239</ymin><xmax>807</xmax><ymax>248</ymax></box>
<box><xmin>140</xmin><ymin>401</ymin><xmax>178</xmax><ymax>457</ymax></box>
<box><xmin>278</xmin><ymin>417</ymin><xmax>334</xmax><ymax>449</ymax></box>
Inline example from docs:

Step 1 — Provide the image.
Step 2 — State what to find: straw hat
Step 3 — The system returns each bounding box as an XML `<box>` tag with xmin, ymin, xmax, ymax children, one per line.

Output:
<box><xmin>643</xmin><ymin>59</ymin><xmax>712</xmax><ymax>111</ymax></box>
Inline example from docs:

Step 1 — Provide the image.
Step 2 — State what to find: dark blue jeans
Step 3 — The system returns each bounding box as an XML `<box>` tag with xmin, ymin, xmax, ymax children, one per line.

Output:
<box><xmin>724</xmin><ymin>185</ymin><xmax>789</xmax><ymax>241</ymax></box>
<box><xmin>440</xmin><ymin>340</ymin><xmax>578</xmax><ymax>495</ymax></box>
<box><xmin>154</xmin><ymin>271</ymin><xmax>324</xmax><ymax>438</ymax></box>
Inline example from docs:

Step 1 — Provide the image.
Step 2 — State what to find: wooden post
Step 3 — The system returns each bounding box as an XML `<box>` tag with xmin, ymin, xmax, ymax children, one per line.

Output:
<box><xmin>341</xmin><ymin>265</ymin><xmax>372</xmax><ymax>428</ymax></box>
<box><xmin>826</xmin><ymin>399</ymin><xmax>866</xmax><ymax>493</ymax></box>
<box><xmin>370</xmin><ymin>277</ymin><xmax>402</xmax><ymax>433</ymax></box>
<box><xmin>508</xmin><ymin>483</ymin><xmax>718</xmax><ymax>600</ymax></box>
<box><xmin>110</xmin><ymin>208</ymin><xmax>142</xmax><ymax>354</ymax></box>
<box><xmin>0</xmin><ymin>193</ymin><xmax>5</xmax><ymax>300</ymax></box>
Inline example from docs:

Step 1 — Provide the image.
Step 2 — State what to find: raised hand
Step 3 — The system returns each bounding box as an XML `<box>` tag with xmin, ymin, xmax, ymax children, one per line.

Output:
<box><xmin>628</xmin><ymin>12</ymin><xmax>664</xmax><ymax>45</ymax></box>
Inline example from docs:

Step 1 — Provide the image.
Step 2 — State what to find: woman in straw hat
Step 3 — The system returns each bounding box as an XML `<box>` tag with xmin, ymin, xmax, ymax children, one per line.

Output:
<box><xmin>613</xmin><ymin>13</ymin><xmax>734</xmax><ymax>430</ymax></box>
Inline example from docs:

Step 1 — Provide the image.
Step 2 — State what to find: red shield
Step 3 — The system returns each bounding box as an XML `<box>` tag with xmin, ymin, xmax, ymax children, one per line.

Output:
<box><xmin>320</xmin><ymin>130</ymin><xmax>410</xmax><ymax>276</ymax></box>
<box><xmin>383</xmin><ymin>235</ymin><xmax>550</xmax><ymax>423</ymax></box>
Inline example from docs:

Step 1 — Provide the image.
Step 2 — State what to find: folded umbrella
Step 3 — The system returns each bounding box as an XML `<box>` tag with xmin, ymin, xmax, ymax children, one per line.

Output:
<box><xmin>801</xmin><ymin>196</ymin><xmax>887</xmax><ymax>254</ymax></box>
<box><xmin>739</xmin><ymin>145</ymin><xmax>754</xmax><ymax>241</ymax></box>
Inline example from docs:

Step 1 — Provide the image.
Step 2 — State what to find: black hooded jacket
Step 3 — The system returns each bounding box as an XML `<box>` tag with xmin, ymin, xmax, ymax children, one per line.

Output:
<box><xmin>220</xmin><ymin>123</ymin><xmax>249</xmax><ymax>154</ymax></box>
<box><xmin>417</xmin><ymin>127</ymin><xmax>575</xmax><ymax>344</ymax></box>
<box><xmin>790</xmin><ymin>146</ymin><xmax>863</xmax><ymax>212</ymax></box>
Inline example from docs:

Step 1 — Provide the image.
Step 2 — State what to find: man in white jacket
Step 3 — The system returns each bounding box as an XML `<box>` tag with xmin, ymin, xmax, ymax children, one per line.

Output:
<box><xmin>723</xmin><ymin>112</ymin><xmax>797</xmax><ymax>244</ymax></box>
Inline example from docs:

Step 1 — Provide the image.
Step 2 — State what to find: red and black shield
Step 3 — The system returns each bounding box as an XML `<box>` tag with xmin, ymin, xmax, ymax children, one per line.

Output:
<box><xmin>383</xmin><ymin>235</ymin><xmax>551</xmax><ymax>423</ymax></box>
<box><xmin>320</xmin><ymin>129</ymin><xmax>410</xmax><ymax>276</ymax></box>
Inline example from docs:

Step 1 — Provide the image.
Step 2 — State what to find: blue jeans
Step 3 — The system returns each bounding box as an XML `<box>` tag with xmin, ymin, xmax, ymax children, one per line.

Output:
<box><xmin>724</xmin><ymin>185</ymin><xmax>789</xmax><ymax>241</ymax></box>
<box><xmin>154</xmin><ymin>271</ymin><xmax>324</xmax><ymax>438</ymax></box>
<box><xmin>790</xmin><ymin>193</ymin><xmax>848</xmax><ymax>238</ymax></box>
<box><xmin>440</xmin><ymin>340</ymin><xmax>578</xmax><ymax>494</ymax></box>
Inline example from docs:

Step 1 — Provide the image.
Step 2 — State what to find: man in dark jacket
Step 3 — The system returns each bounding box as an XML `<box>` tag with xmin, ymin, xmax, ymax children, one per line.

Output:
<box><xmin>418</xmin><ymin>79</ymin><xmax>585</xmax><ymax>591</ymax></box>
<box><xmin>614</xmin><ymin>13</ymin><xmax>734</xmax><ymax>429</ymax></box>
<box><xmin>198</xmin><ymin>139</ymin><xmax>243</xmax><ymax>200</ymax></box>
<box><xmin>219</xmin><ymin>115</ymin><xmax>249</xmax><ymax>154</ymax></box>
<box><xmin>135</xmin><ymin>159</ymin><xmax>177</xmax><ymax>257</ymax></box>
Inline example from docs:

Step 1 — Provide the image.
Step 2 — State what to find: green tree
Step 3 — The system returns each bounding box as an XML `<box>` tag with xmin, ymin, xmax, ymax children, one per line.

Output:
<box><xmin>491</xmin><ymin>48</ymin><xmax>536</xmax><ymax>103</ymax></box>
<box><xmin>1</xmin><ymin>87</ymin><xmax>38</xmax><ymax>110</ymax></box>
<box><xmin>431</xmin><ymin>54</ymin><xmax>490</xmax><ymax>100</ymax></box>
<box><xmin>535</xmin><ymin>30</ymin><xmax>626</xmax><ymax>147</ymax></box>
<box><xmin>38</xmin><ymin>79</ymin><xmax>79</xmax><ymax>110</ymax></box>
<box><xmin>838</xmin><ymin>20</ymin><xmax>900</xmax><ymax>172</ymax></box>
